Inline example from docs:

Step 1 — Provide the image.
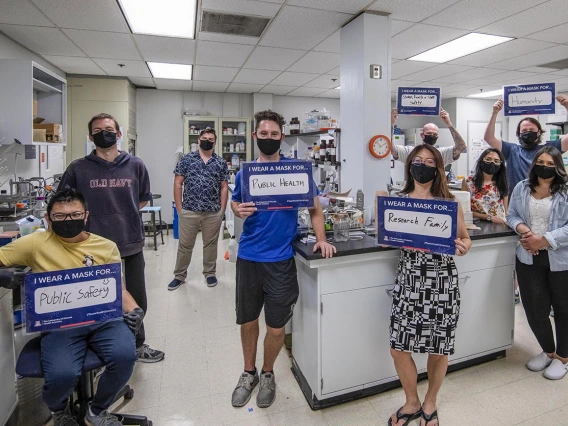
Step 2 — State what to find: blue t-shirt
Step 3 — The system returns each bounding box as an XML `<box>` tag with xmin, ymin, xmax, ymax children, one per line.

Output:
<box><xmin>501</xmin><ymin>140</ymin><xmax>562</xmax><ymax>196</ymax></box>
<box><xmin>232</xmin><ymin>159</ymin><xmax>317</xmax><ymax>262</ymax></box>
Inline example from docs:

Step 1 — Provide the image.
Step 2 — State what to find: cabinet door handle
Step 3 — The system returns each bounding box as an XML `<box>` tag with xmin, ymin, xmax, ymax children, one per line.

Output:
<box><xmin>459</xmin><ymin>275</ymin><xmax>471</xmax><ymax>284</ymax></box>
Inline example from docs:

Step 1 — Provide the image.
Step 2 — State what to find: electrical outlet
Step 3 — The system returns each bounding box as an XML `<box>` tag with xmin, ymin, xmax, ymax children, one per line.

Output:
<box><xmin>370</xmin><ymin>64</ymin><xmax>381</xmax><ymax>79</ymax></box>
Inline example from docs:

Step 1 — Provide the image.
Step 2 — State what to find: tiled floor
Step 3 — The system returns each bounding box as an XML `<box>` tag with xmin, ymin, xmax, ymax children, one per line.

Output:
<box><xmin>109</xmin><ymin>232</ymin><xmax>568</xmax><ymax>426</ymax></box>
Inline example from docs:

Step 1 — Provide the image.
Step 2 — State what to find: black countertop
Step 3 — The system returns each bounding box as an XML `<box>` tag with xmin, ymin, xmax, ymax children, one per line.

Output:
<box><xmin>293</xmin><ymin>221</ymin><xmax>517</xmax><ymax>261</ymax></box>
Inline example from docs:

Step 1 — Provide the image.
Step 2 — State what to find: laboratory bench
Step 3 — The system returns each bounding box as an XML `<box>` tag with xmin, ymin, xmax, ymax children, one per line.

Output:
<box><xmin>291</xmin><ymin>222</ymin><xmax>518</xmax><ymax>409</ymax></box>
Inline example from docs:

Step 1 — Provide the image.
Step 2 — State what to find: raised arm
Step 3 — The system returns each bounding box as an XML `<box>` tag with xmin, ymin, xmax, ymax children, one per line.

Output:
<box><xmin>556</xmin><ymin>95</ymin><xmax>568</xmax><ymax>152</ymax></box>
<box><xmin>391</xmin><ymin>108</ymin><xmax>399</xmax><ymax>159</ymax></box>
<box><xmin>484</xmin><ymin>100</ymin><xmax>504</xmax><ymax>151</ymax></box>
<box><xmin>440</xmin><ymin>109</ymin><xmax>466</xmax><ymax>160</ymax></box>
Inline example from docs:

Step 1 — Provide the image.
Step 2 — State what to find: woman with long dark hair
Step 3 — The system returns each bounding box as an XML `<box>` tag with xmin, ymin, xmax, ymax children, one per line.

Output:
<box><xmin>462</xmin><ymin>148</ymin><xmax>508</xmax><ymax>224</ymax></box>
<box><xmin>388</xmin><ymin>144</ymin><xmax>471</xmax><ymax>426</ymax></box>
<box><xmin>507</xmin><ymin>145</ymin><xmax>568</xmax><ymax>380</ymax></box>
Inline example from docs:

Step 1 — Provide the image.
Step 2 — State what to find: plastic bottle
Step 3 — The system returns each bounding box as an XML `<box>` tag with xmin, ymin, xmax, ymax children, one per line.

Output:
<box><xmin>33</xmin><ymin>196</ymin><xmax>48</xmax><ymax>228</ymax></box>
<box><xmin>356</xmin><ymin>190</ymin><xmax>364</xmax><ymax>211</ymax></box>
<box><xmin>323</xmin><ymin>178</ymin><xmax>331</xmax><ymax>195</ymax></box>
<box><xmin>228</xmin><ymin>237</ymin><xmax>237</xmax><ymax>262</ymax></box>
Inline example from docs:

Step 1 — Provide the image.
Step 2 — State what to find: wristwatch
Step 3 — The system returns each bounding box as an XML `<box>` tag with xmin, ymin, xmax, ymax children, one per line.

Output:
<box><xmin>486</xmin><ymin>215</ymin><xmax>492</xmax><ymax>222</ymax></box>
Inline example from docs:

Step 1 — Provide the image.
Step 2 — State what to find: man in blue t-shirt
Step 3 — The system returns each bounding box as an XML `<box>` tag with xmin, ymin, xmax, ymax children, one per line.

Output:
<box><xmin>230</xmin><ymin>110</ymin><xmax>335</xmax><ymax>409</ymax></box>
<box><xmin>485</xmin><ymin>95</ymin><xmax>568</xmax><ymax>197</ymax></box>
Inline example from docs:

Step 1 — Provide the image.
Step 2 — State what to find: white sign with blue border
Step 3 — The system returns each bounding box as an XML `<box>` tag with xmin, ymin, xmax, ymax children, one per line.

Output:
<box><xmin>24</xmin><ymin>263</ymin><xmax>123</xmax><ymax>333</ymax></box>
<box><xmin>397</xmin><ymin>87</ymin><xmax>441</xmax><ymax>116</ymax></box>
<box><xmin>377</xmin><ymin>196</ymin><xmax>458</xmax><ymax>255</ymax></box>
<box><xmin>504</xmin><ymin>83</ymin><xmax>556</xmax><ymax>116</ymax></box>
<box><xmin>241</xmin><ymin>160</ymin><xmax>315</xmax><ymax>210</ymax></box>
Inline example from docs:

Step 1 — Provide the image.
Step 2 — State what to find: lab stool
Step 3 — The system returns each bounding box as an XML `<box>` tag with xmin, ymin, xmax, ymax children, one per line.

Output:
<box><xmin>150</xmin><ymin>194</ymin><xmax>168</xmax><ymax>236</ymax></box>
<box><xmin>140</xmin><ymin>206</ymin><xmax>164</xmax><ymax>251</ymax></box>
<box><xmin>15</xmin><ymin>336</ymin><xmax>152</xmax><ymax>425</ymax></box>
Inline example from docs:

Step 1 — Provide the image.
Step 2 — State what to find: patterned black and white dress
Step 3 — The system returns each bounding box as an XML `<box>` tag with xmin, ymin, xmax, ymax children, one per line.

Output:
<box><xmin>389</xmin><ymin>249</ymin><xmax>460</xmax><ymax>355</ymax></box>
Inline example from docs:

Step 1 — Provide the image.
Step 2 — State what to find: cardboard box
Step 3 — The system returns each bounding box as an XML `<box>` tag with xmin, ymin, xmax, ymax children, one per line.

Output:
<box><xmin>33</xmin><ymin>129</ymin><xmax>46</xmax><ymax>142</ymax></box>
<box><xmin>33</xmin><ymin>123</ymin><xmax>62</xmax><ymax>134</ymax></box>
<box><xmin>33</xmin><ymin>99</ymin><xmax>38</xmax><ymax>117</ymax></box>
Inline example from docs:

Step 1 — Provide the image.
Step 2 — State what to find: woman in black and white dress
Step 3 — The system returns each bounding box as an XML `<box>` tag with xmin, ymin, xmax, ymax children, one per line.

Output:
<box><xmin>387</xmin><ymin>144</ymin><xmax>471</xmax><ymax>426</ymax></box>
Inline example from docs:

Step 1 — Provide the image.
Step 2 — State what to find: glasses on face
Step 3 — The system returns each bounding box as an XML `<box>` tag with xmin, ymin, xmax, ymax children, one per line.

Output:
<box><xmin>536</xmin><ymin>160</ymin><xmax>555</xmax><ymax>167</ymax></box>
<box><xmin>50</xmin><ymin>212</ymin><xmax>85</xmax><ymax>221</ymax></box>
<box><xmin>483</xmin><ymin>158</ymin><xmax>502</xmax><ymax>165</ymax></box>
<box><xmin>412</xmin><ymin>157</ymin><xmax>437</xmax><ymax>168</ymax></box>
<box><xmin>199</xmin><ymin>137</ymin><xmax>215</xmax><ymax>143</ymax></box>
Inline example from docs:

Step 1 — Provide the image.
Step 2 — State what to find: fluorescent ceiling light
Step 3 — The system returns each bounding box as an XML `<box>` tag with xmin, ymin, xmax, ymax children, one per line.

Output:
<box><xmin>335</xmin><ymin>86</ymin><xmax>340</xmax><ymax>89</ymax></box>
<box><xmin>467</xmin><ymin>89</ymin><xmax>503</xmax><ymax>98</ymax></box>
<box><xmin>408</xmin><ymin>33</ymin><xmax>513</xmax><ymax>63</ymax></box>
<box><xmin>118</xmin><ymin>0</ymin><xmax>197</xmax><ymax>39</ymax></box>
<box><xmin>148</xmin><ymin>62</ymin><xmax>193</xmax><ymax>80</ymax></box>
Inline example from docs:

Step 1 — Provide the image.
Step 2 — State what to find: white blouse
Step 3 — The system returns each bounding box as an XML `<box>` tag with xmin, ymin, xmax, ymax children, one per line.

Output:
<box><xmin>529</xmin><ymin>195</ymin><xmax>553</xmax><ymax>238</ymax></box>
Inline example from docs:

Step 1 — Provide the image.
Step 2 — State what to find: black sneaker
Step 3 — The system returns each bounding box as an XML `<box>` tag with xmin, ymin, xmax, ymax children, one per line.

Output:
<box><xmin>136</xmin><ymin>344</ymin><xmax>165</xmax><ymax>363</ymax></box>
<box><xmin>168</xmin><ymin>278</ymin><xmax>183</xmax><ymax>291</ymax></box>
<box><xmin>206</xmin><ymin>276</ymin><xmax>218</xmax><ymax>287</ymax></box>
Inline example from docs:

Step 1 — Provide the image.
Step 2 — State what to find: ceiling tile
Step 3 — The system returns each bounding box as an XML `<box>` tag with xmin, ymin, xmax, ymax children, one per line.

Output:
<box><xmin>255</xmin><ymin>0</ymin><xmax>284</xmax><ymax>2</ymax></box>
<box><xmin>155</xmin><ymin>79</ymin><xmax>193</xmax><ymax>91</ymax></box>
<box><xmin>226</xmin><ymin>83</ymin><xmax>264</xmax><ymax>93</ymax></box>
<box><xmin>526</xmin><ymin>25</ymin><xmax>568</xmax><ymax>44</ymax></box>
<box><xmin>192</xmin><ymin>81</ymin><xmax>230</xmax><ymax>92</ymax></box>
<box><xmin>327</xmin><ymin>66</ymin><xmax>340</xmax><ymax>76</ymax></box>
<box><xmin>303</xmin><ymin>74</ymin><xmax>340</xmax><ymax>89</ymax></box>
<box><xmin>134</xmin><ymin>35</ymin><xmax>195</xmax><ymax>64</ymax></box>
<box><xmin>520</xmin><ymin>66</ymin><xmax>564</xmax><ymax>74</ymax></box>
<box><xmin>31</xmin><ymin>0</ymin><xmax>129</xmax><ymax>32</ymax></box>
<box><xmin>233</xmin><ymin>69</ymin><xmax>281</xmax><ymax>84</ymax></box>
<box><xmin>507</xmin><ymin>74</ymin><xmax>568</xmax><ymax>86</ymax></box>
<box><xmin>196</xmin><ymin>40</ymin><xmax>254</xmax><ymax>67</ymax></box>
<box><xmin>312</xmin><ymin>31</ymin><xmax>339</xmax><ymax>53</ymax></box>
<box><xmin>477</xmin><ymin>0</ymin><xmax>568</xmax><ymax>38</ymax></box>
<box><xmin>287</xmin><ymin>0</ymin><xmax>373</xmax><ymax>14</ymax></box>
<box><xmin>392</xmin><ymin>20</ymin><xmax>413</xmax><ymax>36</ymax></box>
<box><xmin>193</xmin><ymin>65</ymin><xmax>239</xmax><ymax>82</ymax></box>
<box><xmin>368</xmin><ymin>0</ymin><xmax>461</xmax><ymax>22</ymax></box>
<box><xmin>197</xmin><ymin>31</ymin><xmax>259</xmax><ymax>45</ymax></box>
<box><xmin>436</xmin><ymin>83</ymin><xmax>477</xmax><ymax>93</ymax></box>
<box><xmin>259</xmin><ymin>5</ymin><xmax>350</xmax><ymax>50</ymax></box>
<box><xmin>432</xmin><ymin>67</ymin><xmax>509</xmax><ymax>84</ymax></box>
<box><xmin>402</xmin><ymin>64</ymin><xmax>473</xmax><ymax>81</ymax></box>
<box><xmin>550</xmin><ymin>69</ymin><xmax>568</xmax><ymax>76</ymax></box>
<box><xmin>391</xmin><ymin>24</ymin><xmax>468</xmax><ymax>60</ymax></box>
<box><xmin>260</xmin><ymin>85</ymin><xmax>297</xmax><ymax>95</ymax></box>
<box><xmin>466</xmin><ymin>71</ymin><xmax>538</xmax><ymax>86</ymax></box>
<box><xmin>489</xmin><ymin>45</ymin><xmax>568</xmax><ymax>71</ymax></box>
<box><xmin>0</xmin><ymin>0</ymin><xmax>54</xmax><ymax>26</ymax></box>
<box><xmin>201</xmin><ymin>0</ymin><xmax>281</xmax><ymax>17</ymax></box>
<box><xmin>0</xmin><ymin>24</ymin><xmax>85</xmax><ymax>56</ymax></box>
<box><xmin>391</xmin><ymin>61</ymin><xmax>437</xmax><ymax>79</ymax></box>
<box><xmin>448</xmin><ymin>38</ymin><xmax>556</xmax><ymax>67</ymax></box>
<box><xmin>287</xmin><ymin>51</ymin><xmax>340</xmax><ymax>74</ymax></box>
<box><xmin>286</xmin><ymin>87</ymin><xmax>327</xmax><ymax>97</ymax></box>
<box><xmin>93</xmin><ymin>58</ymin><xmax>151</xmax><ymax>78</ymax></box>
<box><xmin>243</xmin><ymin>46</ymin><xmax>307</xmax><ymax>71</ymax></box>
<box><xmin>63</xmin><ymin>29</ymin><xmax>141</xmax><ymax>60</ymax></box>
<box><xmin>315</xmin><ymin>88</ymin><xmax>340</xmax><ymax>98</ymax></box>
<box><xmin>128</xmin><ymin>77</ymin><xmax>155</xmax><ymax>87</ymax></box>
<box><xmin>269</xmin><ymin>71</ymin><xmax>319</xmax><ymax>86</ymax></box>
<box><xmin>42</xmin><ymin>55</ymin><xmax>105</xmax><ymax>75</ymax></box>
<box><xmin>422</xmin><ymin>0</ymin><xmax>549</xmax><ymax>30</ymax></box>
<box><xmin>391</xmin><ymin>79</ymin><xmax>423</xmax><ymax>91</ymax></box>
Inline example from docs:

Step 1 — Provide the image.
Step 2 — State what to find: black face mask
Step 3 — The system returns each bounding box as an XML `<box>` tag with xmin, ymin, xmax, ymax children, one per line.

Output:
<box><xmin>480</xmin><ymin>162</ymin><xmax>500</xmax><ymax>175</ymax></box>
<box><xmin>51</xmin><ymin>219</ymin><xmax>85</xmax><ymax>239</ymax></box>
<box><xmin>199</xmin><ymin>139</ymin><xmax>214</xmax><ymax>151</ymax></box>
<box><xmin>257</xmin><ymin>138</ymin><xmax>281</xmax><ymax>156</ymax></box>
<box><xmin>92</xmin><ymin>130</ymin><xmax>117</xmax><ymax>149</ymax></box>
<box><xmin>519</xmin><ymin>131</ymin><xmax>539</xmax><ymax>149</ymax></box>
<box><xmin>410</xmin><ymin>163</ymin><xmax>437</xmax><ymax>184</ymax></box>
<box><xmin>423</xmin><ymin>134</ymin><xmax>438</xmax><ymax>146</ymax></box>
<box><xmin>533</xmin><ymin>164</ymin><xmax>557</xmax><ymax>180</ymax></box>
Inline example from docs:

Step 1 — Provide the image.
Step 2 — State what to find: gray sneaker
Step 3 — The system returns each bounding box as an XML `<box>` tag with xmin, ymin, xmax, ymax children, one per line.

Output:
<box><xmin>256</xmin><ymin>371</ymin><xmax>276</xmax><ymax>408</ymax></box>
<box><xmin>231</xmin><ymin>371</ymin><xmax>259</xmax><ymax>407</ymax></box>
<box><xmin>53</xmin><ymin>405</ymin><xmax>78</xmax><ymax>426</ymax></box>
<box><xmin>84</xmin><ymin>409</ymin><xmax>121</xmax><ymax>426</ymax></box>
<box><xmin>136</xmin><ymin>344</ymin><xmax>165</xmax><ymax>363</ymax></box>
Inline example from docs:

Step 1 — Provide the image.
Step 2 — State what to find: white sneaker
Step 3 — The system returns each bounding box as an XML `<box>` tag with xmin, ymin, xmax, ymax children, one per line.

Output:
<box><xmin>543</xmin><ymin>359</ymin><xmax>568</xmax><ymax>380</ymax></box>
<box><xmin>527</xmin><ymin>352</ymin><xmax>553</xmax><ymax>371</ymax></box>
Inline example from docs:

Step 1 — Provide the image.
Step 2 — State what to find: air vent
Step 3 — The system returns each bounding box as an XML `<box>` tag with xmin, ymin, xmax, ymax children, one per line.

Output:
<box><xmin>201</xmin><ymin>11</ymin><xmax>270</xmax><ymax>37</ymax></box>
<box><xmin>539</xmin><ymin>58</ymin><xmax>568</xmax><ymax>70</ymax></box>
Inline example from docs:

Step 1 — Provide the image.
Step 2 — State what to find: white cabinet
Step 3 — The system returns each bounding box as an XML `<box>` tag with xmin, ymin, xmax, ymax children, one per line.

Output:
<box><xmin>0</xmin><ymin>289</ymin><xmax>17</xmax><ymax>425</ymax></box>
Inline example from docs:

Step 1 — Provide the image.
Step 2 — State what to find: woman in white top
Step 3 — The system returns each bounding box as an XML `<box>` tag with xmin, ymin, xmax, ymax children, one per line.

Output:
<box><xmin>507</xmin><ymin>145</ymin><xmax>568</xmax><ymax>380</ymax></box>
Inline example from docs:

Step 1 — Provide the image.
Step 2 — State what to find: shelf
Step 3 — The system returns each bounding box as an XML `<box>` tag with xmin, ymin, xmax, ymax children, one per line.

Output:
<box><xmin>287</xmin><ymin>129</ymin><xmax>340</xmax><ymax>137</ymax></box>
<box><xmin>32</xmin><ymin>142</ymin><xmax>66</xmax><ymax>146</ymax></box>
<box><xmin>33</xmin><ymin>78</ymin><xmax>62</xmax><ymax>94</ymax></box>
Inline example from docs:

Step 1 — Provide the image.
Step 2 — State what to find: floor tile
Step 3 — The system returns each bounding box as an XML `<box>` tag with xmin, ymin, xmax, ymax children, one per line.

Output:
<box><xmin>268</xmin><ymin>406</ymin><xmax>329</xmax><ymax>426</ymax></box>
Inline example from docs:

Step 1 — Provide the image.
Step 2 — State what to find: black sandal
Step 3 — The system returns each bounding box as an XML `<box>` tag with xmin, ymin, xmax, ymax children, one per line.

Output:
<box><xmin>421</xmin><ymin>410</ymin><xmax>439</xmax><ymax>426</ymax></box>
<box><xmin>388</xmin><ymin>407</ymin><xmax>423</xmax><ymax>426</ymax></box>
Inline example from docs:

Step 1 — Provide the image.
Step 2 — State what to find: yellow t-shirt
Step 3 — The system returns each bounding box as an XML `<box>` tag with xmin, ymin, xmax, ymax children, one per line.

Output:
<box><xmin>0</xmin><ymin>230</ymin><xmax>120</xmax><ymax>273</ymax></box>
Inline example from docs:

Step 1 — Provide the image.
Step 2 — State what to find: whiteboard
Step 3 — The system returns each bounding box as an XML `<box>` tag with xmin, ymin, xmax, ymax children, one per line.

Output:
<box><xmin>467</xmin><ymin>121</ymin><xmax>502</xmax><ymax>174</ymax></box>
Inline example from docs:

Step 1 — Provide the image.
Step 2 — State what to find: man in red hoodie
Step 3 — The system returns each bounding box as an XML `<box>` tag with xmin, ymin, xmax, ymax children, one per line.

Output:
<box><xmin>59</xmin><ymin>113</ymin><xmax>164</xmax><ymax>363</ymax></box>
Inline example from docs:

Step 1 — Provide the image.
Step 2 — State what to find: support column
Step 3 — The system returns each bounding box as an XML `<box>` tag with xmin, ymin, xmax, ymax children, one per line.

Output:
<box><xmin>340</xmin><ymin>12</ymin><xmax>391</xmax><ymax>223</ymax></box>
